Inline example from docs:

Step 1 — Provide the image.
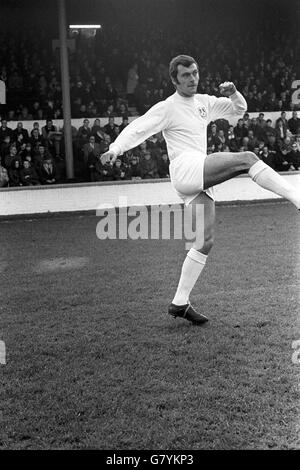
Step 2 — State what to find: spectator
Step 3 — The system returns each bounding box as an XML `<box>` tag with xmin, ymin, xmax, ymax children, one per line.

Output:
<box><xmin>128</xmin><ymin>155</ymin><xmax>142</xmax><ymax>180</ymax></box>
<box><xmin>0</xmin><ymin>119</ymin><xmax>13</xmax><ymax>143</ymax></box>
<box><xmin>275</xmin><ymin>118</ymin><xmax>287</xmax><ymax>142</ymax></box>
<box><xmin>259</xmin><ymin>145</ymin><xmax>276</xmax><ymax>169</ymax></box>
<box><xmin>116</xmin><ymin>102</ymin><xmax>131</xmax><ymax>119</ymax></box>
<box><xmin>279</xmin><ymin>136</ymin><xmax>293</xmax><ymax>157</ymax></box>
<box><xmin>33</xmin><ymin>144</ymin><xmax>53</xmax><ymax>171</ymax></box>
<box><xmin>126</xmin><ymin>63</ymin><xmax>139</xmax><ymax>106</ymax></box>
<box><xmin>0</xmin><ymin>161</ymin><xmax>9</xmax><ymax>187</ymax></box>
<box><xmin>112</xmin><ymin>159</ymin><xmax>128</xmax><ymax>181</ymax></box>
<box><xmin>264</xmin><ymin>120</ymin><xmax>277</xmax><ymax>140</ymax></box>
<box><xmin>103</xmin><ymin>104</ymin><xmax>117</xmax><ymax>118</ymax></box>
<box><xmin>20</xmin><ymin>160</ymin><xmax>40</xmax><ymax>186</ymax></box>
<box><xmin>294</xmin><ymin>135</ymin><xmax>300</xmax><ymax>152</ymax></box>
<box><xmin>91</xmin><ymin>119</ymin><xmax>105</xmax><ymax>140</ymax></box>
<box><xmin>42</xmin><ymin>118</ymin><xmax>57</xmax><ymax>156</ymax></box>
<box><xmin>248</xmin><ymin>117</ymin><xmax>259</xmax><ymax>136</ymax></box>
<box><xmin>95</xmin><ymin>160</ymin><xmax>114</xmax><ymax>181</ymax></box>
<box><xmin>83</xmin><ymin>135</ymin><xmax>101</xmax><ymax>166</ymax></box>
<box><xmin>12</xmin><ymin>122</ymin><xmax>29</xmax><ymax>143</ymax></box>
<box><xmin>217</xmin><ymin>129</ymin><xmax>228</xmax><ymax>150</ymax></box>
<box><xmin>207</xmin><ymin>123</ymin><xmax>221</xmax><ymax>149</ymax></box>
<box><xmin>4</xmin><ymin>145</ymin><xmax>22</xmax><ymax>170</ymax></box>
<box><xmin>30</xmin><ymin>128</ymin><xmax>46</xmax><ymax>150</ymax></box>
<box><xmin>18</xmin><ymin>106</ymin><xmax>33</xmax><ymax>121</ymax></box>
<box><xmin>39</xmin><ymin>157</ymin><xmax>58</xmax><ymax>185</ymax></box>
<box><xmin>276</xmin><ymin>111</ymin><xmax>289</xmax><ymax>133</ymax></box>
<box><xmin>30</xmin><ymin>122</ymin><xmax>41</xmax><ymax>137</ymax></box>
<box><xmin>241</xmin><ymin>136</ymin><xmax>250</xmax><ymax>151</ymax></box>
<box><xmin>227</xmin><ymin>125</ymin><xmax>238</xmax><ymax>152</ymax></box>
<box><xmin>19</xmin><ymin>142</ymin><xmax>34</xmax><ymax>163</ymax></box>
<box><xmin>266</xmin><ymin>134</ymin><xmax>280</xmax><ymax>156</ymax></box>
<box><xmin>215</xmin><ymin>118</ymin><xmax>230</xmax><ymax>135</ymax></box>
<box><xmin>0</xmin><ymin>135</ymin><xmax>12</xmax><ymax>164</ymax></box>
<box><xmin>288</xmin><ymin>111</ymin><xmax>300</xmax><ymax>135</ymax></box>
<box><xmin>77</xmin><ymin>118</ymin><xmax>92</xmax><ymax>154</ymax></box>
<box><xmin>140</xmin><ymin>151</ymin><xmax>159</xmax><ymax>179</ymax></box>
<box><xmin>253</xmin><ymin>145</ymin><xmax>260</xmax><ymax>157</ymax></box>
<box><xmin>288</xmin><ymin>142</ymin><xmax>300</xmax><ymax>170</ymax></box>
<box><xmin>104</xmin><ymin>83</ymin><xmax>118</xmax><ymax>106</ymax></box>
<box><xmin>119</xmin><ymin>116</ymin><xmax>129</xmax><ymax>132</ymax></box>
<box><xmin>275</xmin><ymin>152</ymin><xmax>291</xmax><ymax>172</ymax></box>
<box><xmin>247</xmin><ymin>129</ymin><xmax>259</xmax><ymax>151</ymax></box>
<box><xmin>157</xmin><ymin>153</ymin><xmax>170</xmax><ymax>178</ymax></box>
<box><xmin>87</xmin><ymin>152</ymin><xmax>99</xmax><ymax>182</ymax></box>
<box><xmin>112</xmin><ymin>125</ymin><xmax>121</xmax><ymax>142</ymax></box>
<box><xmin>234</xmin><ymin>118</ymin><xmax>248</xmax><ymax>146</ymax></box>
<box><xmin>31</xmin><ymin>101</ymin><xmax>43</xmax><ymax>120</ymax></box>
<box><xmin>256</xmin><ymin>113</ymin><xmax>267</xmax><ymax>141</ymax></box>
<box><xmin>104</xmin><ymin>117</ymin><xmax>119</xmax><ymax>141</ymax></box>
<box><xmin>8</xmin><ymin>159</ymin><xmax>22</xmax><ymax>186</ymax></box>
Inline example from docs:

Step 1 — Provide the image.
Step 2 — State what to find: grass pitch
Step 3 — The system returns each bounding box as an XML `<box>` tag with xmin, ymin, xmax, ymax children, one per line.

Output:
<box><xmin>0</xmin><ymin>201</ymin><xmax>300</xmax><ymax>450</ymax></box>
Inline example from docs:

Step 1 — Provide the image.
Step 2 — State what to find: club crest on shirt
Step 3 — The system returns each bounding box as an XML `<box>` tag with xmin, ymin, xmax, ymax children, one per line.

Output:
<box><xmin>197</xmin><ymin>106</ymin><xmax>207</xmax><ymax>118</ymax></box>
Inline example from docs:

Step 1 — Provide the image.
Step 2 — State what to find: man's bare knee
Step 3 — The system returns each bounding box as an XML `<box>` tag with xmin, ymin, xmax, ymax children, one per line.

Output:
<box><xmin>241</xmin><ymin>151</ymin><xmax>259</xmax><ymax>170</ymax></box>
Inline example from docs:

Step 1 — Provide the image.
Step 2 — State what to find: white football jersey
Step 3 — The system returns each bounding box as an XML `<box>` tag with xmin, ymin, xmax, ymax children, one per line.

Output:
<box><xmin>110</xmin><ymin>90</ymin><xmax>247</xmax><ymax>161</ymax></box>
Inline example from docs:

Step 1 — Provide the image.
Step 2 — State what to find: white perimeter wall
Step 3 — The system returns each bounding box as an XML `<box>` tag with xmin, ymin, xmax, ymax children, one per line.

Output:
<box><xmin>6</xmin><ymin>111</ymin><xmax>298</xmax><ymax>132</ymax></box>
<box><xmin>1</xmin><ymin>173</ymin><xmax>299</xmax><ymax>216</ymax></box>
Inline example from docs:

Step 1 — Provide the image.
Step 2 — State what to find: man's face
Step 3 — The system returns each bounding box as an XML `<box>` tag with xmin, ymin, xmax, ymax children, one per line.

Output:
<box><xmin>174</xmin><ymin>63</ymin><xmax>199</xmax><ymax>97</ymax></box>
<box><xmin>292</xmin><ymin>144</ymin><xmax>297</xmax><ymax>152</ymax></box>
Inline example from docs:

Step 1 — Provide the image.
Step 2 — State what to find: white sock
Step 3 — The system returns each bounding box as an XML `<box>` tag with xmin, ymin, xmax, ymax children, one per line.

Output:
<box><xmin>249</xmin><ymin>160</ymin><xmax>300</xmax><ymax>209</ymax></box>
<box><xmin>172</xmin><ymin>248</ymin><xmax>207</xmax><ymax>306</ymax></box>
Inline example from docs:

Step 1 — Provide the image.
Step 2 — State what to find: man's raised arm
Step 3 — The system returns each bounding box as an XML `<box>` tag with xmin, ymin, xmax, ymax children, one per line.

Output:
<box><xmin>208</xmin><ymin>81</ymin><xmax>247</xmax><ymax>122</ymax></box>
<box><xmin>101</xmin><ymin>101</ymin><xmax>168</xmax><ymax>164</ymax></box>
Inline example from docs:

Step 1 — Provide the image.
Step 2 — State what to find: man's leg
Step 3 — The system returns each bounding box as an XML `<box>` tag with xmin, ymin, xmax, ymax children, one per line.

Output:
<box><xmin>203</xmin><ymin>151</ymin><xmax>300</xmax><ymax>209</ymax></box>
<box><xmin>169</xmin><ymin>192</ymin><xmax>214</xmax><ymax>324</ymax></box>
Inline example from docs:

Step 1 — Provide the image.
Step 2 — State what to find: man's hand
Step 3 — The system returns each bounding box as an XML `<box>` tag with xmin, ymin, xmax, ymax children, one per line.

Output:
<box><xmin>100</xmin><ymin>151</ymin><xmax>116</xmax><ymax>165</ymax></box>
<box><xmin>219</xmin><ymin>82</ymin><xmax>237</xmax><ymax>97</ymax></box>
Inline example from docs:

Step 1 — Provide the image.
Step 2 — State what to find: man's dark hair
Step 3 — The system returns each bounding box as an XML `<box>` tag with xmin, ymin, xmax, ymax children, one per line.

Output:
<box><xmin>169</xmin><ymin>55</ymin><xmax>199</xmax><ymax>85</ymax></box>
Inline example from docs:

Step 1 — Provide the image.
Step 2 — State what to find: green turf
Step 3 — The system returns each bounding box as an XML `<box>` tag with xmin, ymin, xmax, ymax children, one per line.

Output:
<box><xmin>0</xmin><ymin>202</ymin><xmax>299</xmax><ymax>449</ymax></box>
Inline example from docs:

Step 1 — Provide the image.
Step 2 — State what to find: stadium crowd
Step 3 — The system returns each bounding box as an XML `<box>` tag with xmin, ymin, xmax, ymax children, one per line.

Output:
<box><xmin>0</xmin><ymin>111</ymin><xmax>300</xmax><ymax>188</ymax></box>
<box><xmin>0</xmin><ymin>14</ymin><xmax>299</xmax><ymax>121</ymax></box>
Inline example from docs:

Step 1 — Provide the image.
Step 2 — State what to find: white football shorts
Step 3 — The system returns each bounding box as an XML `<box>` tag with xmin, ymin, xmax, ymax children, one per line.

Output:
<box><xmin>169</xmin><ymin>151</ymin><xmax>214</xmax><ymax>205</ymax></box>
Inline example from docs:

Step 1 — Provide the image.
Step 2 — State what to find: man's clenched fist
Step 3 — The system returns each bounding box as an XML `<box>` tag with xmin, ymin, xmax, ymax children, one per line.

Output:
<box><xmin>100</xmin><ymin>151</ymin><xmax>116</xmax><ymax>165</ymax></box>
<box><xmin>219</xmin><ymin>82</ymin><xmax>237</xmax><ymax>97</ymax></box>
